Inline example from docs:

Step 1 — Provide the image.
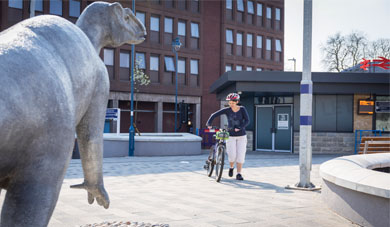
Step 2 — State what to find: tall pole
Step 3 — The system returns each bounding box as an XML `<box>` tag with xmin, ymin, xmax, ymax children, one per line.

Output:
<box><xmin>30</xmin><ymin>0</ymin><xmax>36</xmax><ymax>17</ymax></box>
<box><xmin>129</xmin><ymin>0</ymin><xmax>135</xmax><ymax>156</ymax></box>
<box><xmin>174</xmin><ymin>49</ymin><xmax>178</xmax><ymax>132</ymax></box>
<box><xmin>297</xmin><ymin>0</ymin><xmax>315</xmax><ymax>188</ymax></box>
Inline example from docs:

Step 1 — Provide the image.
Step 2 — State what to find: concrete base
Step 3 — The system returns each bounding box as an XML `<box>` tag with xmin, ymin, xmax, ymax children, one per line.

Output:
<box><xmin>322</xmin><ymin>179</ymin><xmax>390</xmax><ymax>227</ymax></box>
<box><xmin>73</xmin><ymin>133</ymin><xmax>202</xmax><ymax>158</ymax></box>
<box><xmin>320</xmin><ymin>154</ymin><xmax>390</xmax><ymax>227</ymax></box>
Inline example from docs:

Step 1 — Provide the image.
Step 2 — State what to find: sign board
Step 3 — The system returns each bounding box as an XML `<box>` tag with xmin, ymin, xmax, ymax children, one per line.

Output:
<box><xmin>277</xmin><ymin>113</ymin><xmax>289</xmax><ymax>130</ymax></box>
<box><xmin>106</xmin><ymin>108</ymin><xmax>119</xmax><ymax>120</ymax></box>
<box><xmin>376</xmin><ymin>101</ymin><xmax>390</xmax><ymax>113</ymax></box>
<box><xmin>358</xmin><ymin>100</ymin><xmax>374</xmax><ymax>115</ymax></box>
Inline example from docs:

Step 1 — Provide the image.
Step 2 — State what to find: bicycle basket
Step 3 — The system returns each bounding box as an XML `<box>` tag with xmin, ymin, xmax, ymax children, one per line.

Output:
<box><xmin>216</xmin><ymin>131</ymin><xmax>229</xmax><ymax>140</ymax></box>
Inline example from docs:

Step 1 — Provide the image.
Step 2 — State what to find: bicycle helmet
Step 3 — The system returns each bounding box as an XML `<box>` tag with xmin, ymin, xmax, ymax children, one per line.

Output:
<box><xmin>226</xmin><ymin>93</ymin><xmax>240</xmax><ymax>101</ymax></box>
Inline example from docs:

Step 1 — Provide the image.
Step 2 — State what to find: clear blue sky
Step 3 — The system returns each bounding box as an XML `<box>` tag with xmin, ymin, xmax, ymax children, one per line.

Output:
<box><xmin>284</xmin><ymin>0</ymin><xmax>390</xmax><ymax>72</ymax></box>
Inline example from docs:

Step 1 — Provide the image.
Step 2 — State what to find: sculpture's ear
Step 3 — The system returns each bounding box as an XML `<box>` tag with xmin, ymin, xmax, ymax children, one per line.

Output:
<box><xmin>110</xmin><ymin>2</ymin><xmax>123</xmax><ymax>15</ymax></box>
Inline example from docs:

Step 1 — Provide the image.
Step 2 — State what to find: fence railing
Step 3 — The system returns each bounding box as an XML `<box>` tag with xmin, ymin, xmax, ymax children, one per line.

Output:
<box><xmin>354</xmin><ymin>129</ymin><xmax>385</xmax><ymax>154</ymax></box>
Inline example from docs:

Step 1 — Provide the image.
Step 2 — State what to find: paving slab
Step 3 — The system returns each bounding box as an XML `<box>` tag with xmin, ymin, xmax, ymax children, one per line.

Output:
<box><xmin>0</xmin><ymin>152</ymin><xmax>359</xmax><ymax>227</ymax></box>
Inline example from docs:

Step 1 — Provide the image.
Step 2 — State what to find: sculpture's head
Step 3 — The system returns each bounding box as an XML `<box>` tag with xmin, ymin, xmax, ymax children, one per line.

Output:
<box><xmin>77</xmin><ymin>2</ymin><xmax>146</xmax><ymax>49</ymax></box>
<box><xmin>108</xmin><ymin>2</ymin><xmax>146</xmax><ymax>46</ymax></box>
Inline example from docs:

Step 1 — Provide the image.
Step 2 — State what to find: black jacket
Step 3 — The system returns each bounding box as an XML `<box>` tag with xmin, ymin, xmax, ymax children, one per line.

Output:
<box><xmin>206</xmin><ymin>106</ymin><xmax>250</xmax><ymax>136</ymax></box>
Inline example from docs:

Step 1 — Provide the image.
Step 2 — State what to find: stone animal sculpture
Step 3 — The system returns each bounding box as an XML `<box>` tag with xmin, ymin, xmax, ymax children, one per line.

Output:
<box><xmin>0</xmin><ymin>1</ymin><xmax>146</xmax><ymax>226</ymax></box>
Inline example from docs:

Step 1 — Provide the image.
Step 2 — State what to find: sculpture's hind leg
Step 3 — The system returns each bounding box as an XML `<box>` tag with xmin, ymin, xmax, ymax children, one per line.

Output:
<box><xmin>0</xmin><ymin>133</ymin><xmax>74</xmax><ymax>227</ymax></box>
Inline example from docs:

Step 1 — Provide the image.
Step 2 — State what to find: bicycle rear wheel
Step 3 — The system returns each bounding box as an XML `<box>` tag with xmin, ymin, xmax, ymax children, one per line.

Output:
<box><xmin>207</xmin><ymin>146</ymin><xmax>215</xmax><ymax>177</ymax></box>
<box><xmin>215</xmin><ymin>145</ymin><xmax>225</xmax><ymax>182</ymax></box>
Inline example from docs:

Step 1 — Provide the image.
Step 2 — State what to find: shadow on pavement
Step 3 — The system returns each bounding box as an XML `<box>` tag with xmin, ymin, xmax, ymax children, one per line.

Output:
<box><xmin>220</xmin><ymin>178</ymin><xmax>294</xmax><ymax>193</ymax></box>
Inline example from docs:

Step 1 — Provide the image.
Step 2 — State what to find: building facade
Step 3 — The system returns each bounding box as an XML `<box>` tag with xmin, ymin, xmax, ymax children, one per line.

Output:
<box><xmin>210</xmin><ymin>71</ymin><xmax>390</xmax><ymax>154</ymax></box>
<box><xmin>0</xmin><ymin>0</ymin><xmax>284</xmax><ymax>133</ymax></box>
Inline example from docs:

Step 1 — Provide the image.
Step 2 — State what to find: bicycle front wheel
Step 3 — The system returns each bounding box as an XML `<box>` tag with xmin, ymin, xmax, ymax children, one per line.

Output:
<box><xmin>215</xmin><ymin>145</ymin><xmax>225</xmax><ymax>182</ymax></box>
<box><xmin>207</xmin><ymin>146</ymin><xmax>215</xmax><ymax>177</ymax></box>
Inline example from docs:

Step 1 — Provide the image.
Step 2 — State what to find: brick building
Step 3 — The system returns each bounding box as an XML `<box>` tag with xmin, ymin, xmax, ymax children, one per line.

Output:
<box><xmin>0</xmin><ymin>0</ymin><xmax>284</xmax><ymax>133</ymax></box>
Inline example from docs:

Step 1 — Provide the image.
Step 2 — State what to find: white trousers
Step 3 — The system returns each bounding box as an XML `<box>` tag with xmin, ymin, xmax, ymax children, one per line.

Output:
<box><xmin>226</xmin><ymin>135</ymin><xmax>247</xmax><ymax>164</ymax></box>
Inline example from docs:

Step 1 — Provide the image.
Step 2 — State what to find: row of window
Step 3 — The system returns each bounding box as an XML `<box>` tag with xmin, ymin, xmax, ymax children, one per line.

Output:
<box><xmin>225</xmin><ymin>64</ymin><xmax>262</xmax><ymax>72</ymax></box>
<box><xmin>8</xmin><ymin>0</ymin><xmax>81</xmax><ymax>17</ymax></box>
<box><xmin>226</xmin><ymin>29</ymin><xmax>282</xmax><ymax>61</ymax></box>
<box><xmin>227</xmin><ymin>0</ymin><xmax>280</xmax><ymax>20</ymax></box>
<box><xmin>136</xmin><ymin>11</ymin><xmax>200</xmax><ymax>49</ymax></box>
<box><xmin>226</xmin><ymin>0</ymin><xmax>282</xmax><ymax>30</ymax></box>
<box><xmin>226</xmin><ymin>30</ymin><xmax>282</xmax><ymax>51</ymax></box>
<box><xmin>103</xmin><ymin>49</ymin><xmax>200</xmax><ymax>76</ymax></box>
<box><xmin>138</xmin><ymin>13</ymin><xmax>199</xmax><ymax>38</ymax></box>
<box><xmin>141</xmin><ymin>0</ymin><xmax>200</xmax><ymax>14</ymax></box>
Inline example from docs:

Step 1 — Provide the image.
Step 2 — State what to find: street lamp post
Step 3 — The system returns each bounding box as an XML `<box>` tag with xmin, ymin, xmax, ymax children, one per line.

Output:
<box><xmin>129</xmin><ymin>0</ymin><xmax>136</xmax><ymax>156</ymax></box>
<box><xmin>172</xmin><ymin>37</ymin><xmax>182</xmax><ymax>132</ymax></box>
<box><xmin>288</xmin><ymin>58</ymin><xmax>296</xmax><ymax>72</ymax></box>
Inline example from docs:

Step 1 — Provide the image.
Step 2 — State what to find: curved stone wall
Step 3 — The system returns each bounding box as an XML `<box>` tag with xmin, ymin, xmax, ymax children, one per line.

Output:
<box><xmin>320</xmin><ymin>154</ymin><xmax>390</xmax><ymax>227</ymax></box>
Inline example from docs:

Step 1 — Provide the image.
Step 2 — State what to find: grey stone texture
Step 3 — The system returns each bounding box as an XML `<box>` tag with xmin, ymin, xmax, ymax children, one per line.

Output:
<box><xmin>294</xmin><ymin>132</ymin><xmax>355</xmax><ymax>154</ymax></box>
<box><xmin>0</xmin><ymin>1</ymin><xmax>145</xmax><ymax>226</ymax></box>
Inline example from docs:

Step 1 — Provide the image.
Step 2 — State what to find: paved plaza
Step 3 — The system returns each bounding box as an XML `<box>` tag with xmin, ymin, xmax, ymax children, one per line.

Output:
<box><xmin>1</xmin><ymin>152</ymin><xmax>358</xmax><ymax>227</ymax></box>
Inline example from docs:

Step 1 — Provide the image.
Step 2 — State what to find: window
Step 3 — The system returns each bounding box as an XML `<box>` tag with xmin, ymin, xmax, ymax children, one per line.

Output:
<box><xmin>136</xmin><ymin>12</ymin><xmax>145</xmax><ymax>25</ymax></box>
<box><xmin>276</xmin><ymin>39</ymin><xmax>282</xmax><ymax>52</ymax></box>
<box><xmin>164</xmin><ymin>57</ymin><xmax>175</xmax><ymax>72</ymax></box>
<box><xmin>35</xmin><ymin>0</ymin><xmax>43</xmax><ymax>12</ymax></box>
<box><xmin>178</xmin><ymin>59</ymin><xmax>186</xmax><ymax>73</ymax></box>
<box><xmin>226</xmin><ymin>0</ymin><xmax>232</xmax><ymax>9</ymax></box>
<box><xmin>150</xmin><ymin>56</ymin><xmax>159</xmax><ymax>71</ymax></box>
<box><xmin>276</xmin><ymin>8</ymin><xmax>281</xmax><ymax>21</ymax></box>
<box><xmin>69</xmin><ymin>0</ymin><xmax>80</xmax><ymax>17</ymax></box>
<box><xmin>50</xmin><ymin>0</ymin><xmax>62</xmax><ymax>16</ymax></box>
<box><xmin>120</xmin><ymin>51</ymin><xmax>130</xmax><ymax>68</ymax></box>
<box><xmin>247</xmin><ymin>1</ymin><xmax>254</xmax><ymax>14</ymax></box>
<box><xmin>103</xmin><ymin>49</ymin><xmax>114</xmax><ymax>66</ymax></box>
<box><xmin>257</xmin><ymin>3</ymin><xmax>262</xmax><ymax>16</ymax></box>
<box><xmin>178</xmin><ymin>21</ymin><xmax>186</xmax><ymax>36</ymax></box>
<box><xmin>8</xmin><ymin>0</ymin><xmax>22</xmax><ymax>9</ymax></box>
<box><xmin>150</xmin><ymin>16</ymin><xmax>160</xmax><ymax>32</ymax></box>
<box><xmin>266</xmin><ymin>39</ymin><xmax>271</xmax><ymax>50</ymax></box>
<box><xmin>256</xmin><ymin>68</ymin><xmax>262</xmax><ymax>71</ymax></box>
<box><xmin>190</xmin><ymin>59</ymin><xmax>199</xmax><ymax>74</ymax></box>
<box><xmin>225</xmin><ymin>64</ymin><xmax>232</xmax><ymax>72</ymax></box>
<box><xmin>266</xmin><ymin>7</ymin><xmax>272</xmax><ymax>19</ymax></box>
<box><xmin>257</xmin><ymin>36</ymin><xmax>263</xmax><ymax>48</ymax></box>
<box><xmin>226</xmin><ymin>29</ymin><xmax>233</xmax><ymax>44</ymax></box>
<box><xmin>312</xmin><ymin>95</ymin><xmax>353</xmax><ymax>132</ymax></box>
<box><xmin>247</xmin><ymin>66</ymin><xmax>253</xmax><ymax>71</ymax></box>
<box><xmin>164</xmin><ymin>17</ymin><xmax>173</xmax><ymax>33</ymax></box>
<box><xmin>247</xmin><ymin>34</ymin><xmax>253</xmax><ymax>47</ymax></box>
<box><xmin>191</xmin><ymin>23</ymin><xmax>199</xmax><ymax>38</ymax></box>
<box><xmin>177</xmin><ymin>59</ymin><xmax>186</xmax><ymax>73</ymax></box>
<box><xmin>237</xmin><ymin>33</ymin><xmax>243</xmax><ymax>46</ymax></box>
<box><xmin>236</xmin><ymin>65</ymin><xmax>243</xmax><ymax>71</ymax></box>
<box><xmin>136</xmin><ymin>52</ymin><xmax>146</xmax><ymax>69</ymax></box>
<box><xmin>375</xmin><ymin>96</ymin><xmax>390</xmax><ymax>131</ymax></box>
<box><xmin>237</xmin><ymin>0</ymin><xmax>244</xmax><ymax>12</ymax></box>
<box><xmin>190</xmin><ymin>0</ymin><xmax>199</xmax><ymax>13</ymax></box>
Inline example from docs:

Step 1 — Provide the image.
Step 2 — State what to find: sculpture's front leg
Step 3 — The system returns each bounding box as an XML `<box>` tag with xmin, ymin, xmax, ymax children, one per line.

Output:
<box><xmin>72</xmin><ymin>80</ymin><xmax>110</xmax><ymax>209</ymax></box>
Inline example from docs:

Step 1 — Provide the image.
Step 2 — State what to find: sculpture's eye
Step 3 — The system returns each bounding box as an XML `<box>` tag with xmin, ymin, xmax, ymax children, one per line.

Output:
<box><xmin>125</xmin><ymin>15</ymin><xmax>130</xmax><ymax>21</ymax></box>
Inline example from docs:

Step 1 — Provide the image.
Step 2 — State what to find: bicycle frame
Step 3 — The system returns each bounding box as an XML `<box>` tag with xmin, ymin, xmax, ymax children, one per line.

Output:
<box><xmin>204</xmin><ymin>128</ymin><xmax>229</xmax><ymax>182</ymax></box>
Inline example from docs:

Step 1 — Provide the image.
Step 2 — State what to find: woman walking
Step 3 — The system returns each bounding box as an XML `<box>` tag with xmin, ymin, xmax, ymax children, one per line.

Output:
<box><xmin>206</xmin><ymin>93</ymin><xmax>250</xmax><ymax>180</ymax></box>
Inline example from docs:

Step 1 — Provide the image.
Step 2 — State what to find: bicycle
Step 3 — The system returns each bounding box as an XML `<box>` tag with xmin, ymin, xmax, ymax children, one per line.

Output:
<box><xmin>203</xmin><ymin>128</ymin><xmax>229</xmax><ymax>182</ymax></box>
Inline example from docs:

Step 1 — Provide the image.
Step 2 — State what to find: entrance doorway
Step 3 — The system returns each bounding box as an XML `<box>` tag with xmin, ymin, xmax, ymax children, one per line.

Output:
<box><xmin>256</xmin><ymin>105</ymin><xmax>292</xmax><ymax>152</ymax></box>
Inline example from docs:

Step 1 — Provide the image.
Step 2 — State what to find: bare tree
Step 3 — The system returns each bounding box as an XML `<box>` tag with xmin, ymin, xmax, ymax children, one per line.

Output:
<box><xmin>321</xmin><ymin>32</ymin><xmax>349</xmax><ymax>72</ymax></box>
<box><xmin>368</xmin><ymin>38</ymin><xmax>390</xmax><ymax>59</ymax></box>
<box><xmin>346</xmin><ymin>31</ymin><xmax>368</xmax><ymax>67</ymax></box>
<box><xmin>321</xmin><ymin>31</ymin><xmax>390</xmax><ymax>72</ymax></box>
